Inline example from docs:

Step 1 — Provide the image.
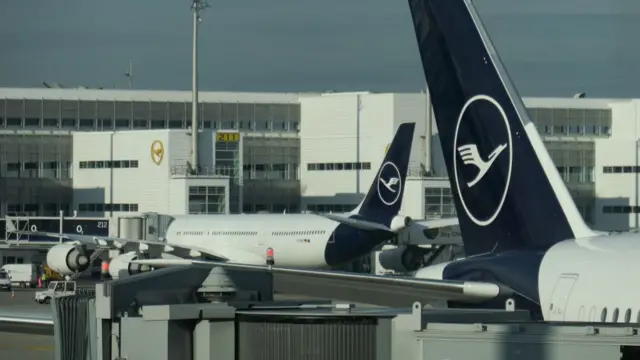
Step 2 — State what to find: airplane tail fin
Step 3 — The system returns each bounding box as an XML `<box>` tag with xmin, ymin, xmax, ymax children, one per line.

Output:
<box><xmin>351</xmin><ymin>123</ymin><xmax>415</xmax><ymax>226</ymax></box>
<box><xmin>408</xmin><ymin>0</ymin><xmax>597</xmax><ymax>256</ymax></box>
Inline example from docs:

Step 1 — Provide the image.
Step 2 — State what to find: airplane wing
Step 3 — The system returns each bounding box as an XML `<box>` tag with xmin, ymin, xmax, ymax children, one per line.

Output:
<box><xmin>318</xmin><ymin>213</ymin><xmax>459</xmax><ymax>233</ymax></box>
<box><xmin>13</xmin><ymin>231</ymin><xmax>231</xmax><ymax>262</ymax></box>
<box><xmin>0</xmin><ymin>307</ymin><xmax>54</xmax><ymax>335</ymax></box>
<box><xmin>131</xmin><ymin>259</ymin><xmax>501</xmax><ymax>303</ymax></box>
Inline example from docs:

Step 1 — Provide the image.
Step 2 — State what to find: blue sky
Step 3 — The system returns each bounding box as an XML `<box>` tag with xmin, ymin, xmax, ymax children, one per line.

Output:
<box><xmin>1</xmin><ymin>0</ymin><xmax>639</xmax><ymax>97</ymax></box>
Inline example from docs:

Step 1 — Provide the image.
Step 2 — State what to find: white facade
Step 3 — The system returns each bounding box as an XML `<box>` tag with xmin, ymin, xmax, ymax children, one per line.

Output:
<box><xmin>72</xmin><ymin>129</ymin><xmax>229</xmax><ymax>217</ymax></box>
<box><xmin>591</xmin><ymin>99</ymin><xmax>640</xmax><ymax>230</ymax></box>
<box><xmin>296</xmin><ymin>92</ymin><xmax>640</xmax><ymax>232</ymax></box>
<box><xmin>3</xmin><ymin>86</ymin><xmax>640</xmax><ymax>232</ymax></box>
<box><xmin>299</xmin><ymin>92</ymin><xmax>429</xmax><ymax>215</ymax></box>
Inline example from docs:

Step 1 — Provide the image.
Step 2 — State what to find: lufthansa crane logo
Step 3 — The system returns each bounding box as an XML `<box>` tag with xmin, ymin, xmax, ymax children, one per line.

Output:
<box><xmin>151</xmin><ymin>140</ymin><xmax>164</xmax><ymax>165</ymax></box>
<box><xmin>453</xmin><ymin>94</ymin><xmax>513</xmax><ymax>227</ymax></box>
<box><xmin>377</xmin><ymin>161</ymin><xmax>402</xmax><ymax>206</ymax></box>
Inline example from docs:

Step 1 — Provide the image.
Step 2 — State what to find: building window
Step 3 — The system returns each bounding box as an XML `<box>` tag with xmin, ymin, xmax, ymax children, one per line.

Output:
<box><xmin>78</xmin><ymin>203</ymin><xmax>138</xmax><ymax>212</ymax></box>
<box><xmin>602</xmin><ymin>205</ymin><xmax>640</xmax><ymax>214</ymax></box>
<box><xmin>79</xmin><ymin>160</ymin><xmax>138</xmax><ymax>169</ymax></box>
<box><xmin>425</xmin><ymin>187</ymin><xmax>456</xmax><ymax>218</ymax></box>
<box><xmin>306</xmin><ymin>204</ymin><xmax>355</xmax><ymax>213</ymax></box>
<box><xmin>603</xmin><ymin>166</ymin><xmax>640</xmax><ymax>174</ymax></box>
<box><xmin>188</xmin><ymin>186</ymin><xmax>226</xmax><ymax>214</ymax></box>
<box><xmin>529</xmin><ymin>107</ymin><xmax>612</xmax><ymax>138</ymax></box>
<box><xmin>307</xmin><ymin>162</ymin><xmax>371</xmax><ymax>171</ymax></box>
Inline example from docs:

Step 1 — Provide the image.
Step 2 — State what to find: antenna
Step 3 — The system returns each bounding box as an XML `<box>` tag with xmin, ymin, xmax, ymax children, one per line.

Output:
<box><xmin>190</xmin><ymin>0</ymin><xmax>210</xmax><ymax>172</ymax></box>
<box><xmin>125</xmin><ymin>60</ymin><xmax>133</xmax><ymax>89</ymax></box>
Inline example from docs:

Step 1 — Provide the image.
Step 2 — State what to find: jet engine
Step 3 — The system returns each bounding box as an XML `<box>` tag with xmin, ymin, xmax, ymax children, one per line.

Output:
<box><xmin>389</xmin><ymin>215</ymin><xmax>412</xmax><ymax>232</ymax></box>
<box><xmin>46</xmin><ymin>244</ymin><xmax>91</xmax><ymax>275</ymax></box>
<box><xmin>378</xmin><ymin>245</ymin><xmax>424</xmax><ymax>273</ymax></box>
<box><xmin>108</xmin><ymin>252</ymin><xmax>153</xmax><ymax>279</ymax></box>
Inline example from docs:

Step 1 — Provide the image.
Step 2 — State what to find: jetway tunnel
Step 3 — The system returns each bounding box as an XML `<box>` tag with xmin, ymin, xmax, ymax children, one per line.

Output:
<box><xmin>117</xmin><ymin>212</ymin><xmax>175</xmax><ymax>242</ymax></box>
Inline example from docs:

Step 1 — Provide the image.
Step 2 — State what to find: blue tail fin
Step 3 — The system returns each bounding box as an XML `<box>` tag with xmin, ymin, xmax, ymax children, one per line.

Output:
<box><xmin>353</xmin><ymin>123</ymin><xmax>416</xmax><ymax>225</ymax></box>
<box><xmin>407</xmin><ymin>0</ymin><xmax>596</xmax><ymax>256</ymax></box>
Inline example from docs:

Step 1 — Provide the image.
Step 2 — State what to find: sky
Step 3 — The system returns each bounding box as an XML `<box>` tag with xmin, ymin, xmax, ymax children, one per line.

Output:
<box><xmin>1</xmin><ymin>0</ymin><xmax>640</xmax><ymax>97</ymax></box>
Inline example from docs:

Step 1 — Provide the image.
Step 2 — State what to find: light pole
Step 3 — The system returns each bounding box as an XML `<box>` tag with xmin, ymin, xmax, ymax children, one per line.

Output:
<box><xmin>632</xmin><ymin>138</ymin><xmax>640</xmax><ymax>229</ymax></box>
<box><xmin>191</xmin><ymin>0</ymin><xmax>209</xmax><ymax>173</ymax></box>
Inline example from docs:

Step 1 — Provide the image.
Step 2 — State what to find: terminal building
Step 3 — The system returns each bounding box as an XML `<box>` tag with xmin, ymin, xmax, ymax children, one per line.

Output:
<box><xmin>0</xmin><ymin>87</ymin><xmax>635</xmax><ymax>233</ymax></box>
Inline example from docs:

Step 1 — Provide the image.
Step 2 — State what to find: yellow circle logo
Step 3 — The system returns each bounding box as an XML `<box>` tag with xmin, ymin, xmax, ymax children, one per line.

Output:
<box><xmin>151</xmin><ymin>140</ymin><xmax>164</xmax><ymax>165</ymax></box>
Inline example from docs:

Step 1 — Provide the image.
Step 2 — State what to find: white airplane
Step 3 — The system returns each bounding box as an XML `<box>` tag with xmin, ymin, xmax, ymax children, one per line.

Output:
<box><xmin>26</xmin><ymin>122</ymin><xmax>458</xmax><ymax>278</ymax></box>
<box><xmin>149</xmin><ymin>0</ymin><xmax>640</xmax><ymax>324</ymax></box>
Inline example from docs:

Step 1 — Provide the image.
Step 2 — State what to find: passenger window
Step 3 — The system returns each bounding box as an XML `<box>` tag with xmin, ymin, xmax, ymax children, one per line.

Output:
<box><xmin>612</xmin><ymin>308</ymin><xmax>619</xmax><ymax>323</ymax></box>
<box><xmin>601</xmin><ymin>308</ymin><xmax>608</xmax><ymax>322</ymax></box>
<box><xmin>625</xmin><ymin>309</ymin><xmax>632</xmax><ymax>323</ymax></box>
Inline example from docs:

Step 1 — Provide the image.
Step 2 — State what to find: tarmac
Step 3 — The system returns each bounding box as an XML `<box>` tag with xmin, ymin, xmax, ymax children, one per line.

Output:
<box><xmin>0</xmin><ymin>288</ymin><xmax>54</xmax><ymax>360</ymax></box>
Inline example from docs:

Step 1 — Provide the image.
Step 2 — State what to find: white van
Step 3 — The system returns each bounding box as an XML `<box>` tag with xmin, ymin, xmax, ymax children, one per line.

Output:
<box><xmin>1</xmin><ymin>264</ymin><xmax>38</xmax><ymax>288</ymax></box>
<box><xmin>0</xmin><ymin>270</ymin><xmax>11</xmax><ymax>291</ymax></box>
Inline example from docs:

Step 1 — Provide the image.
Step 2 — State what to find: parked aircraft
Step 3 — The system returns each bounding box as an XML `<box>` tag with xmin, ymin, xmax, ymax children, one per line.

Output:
<box><xmin>145</xmin><ymin>0</ymin><xmax>638</xmax><ymax>323</ymax></box>
<box><xmin>23</xmin><ymin>122</ymin><xmax>458</xmax><ymax>278</ymax></box>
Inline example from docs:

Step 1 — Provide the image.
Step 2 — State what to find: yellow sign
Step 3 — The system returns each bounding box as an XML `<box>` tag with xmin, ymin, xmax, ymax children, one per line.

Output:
<box><xmin>216</xmin><ymin>132</ymin><xmax>240</xmax><ymax>142</ymax></box>
<box><xmin>151</xmin><ymin>140</ymin><xmax>164</xmax><ymax>165</ymax></box>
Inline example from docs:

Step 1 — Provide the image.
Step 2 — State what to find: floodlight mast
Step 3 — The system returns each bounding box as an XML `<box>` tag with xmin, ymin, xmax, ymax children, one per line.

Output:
<box><xmin>191</xmin><ymin>0</ymin><xmax>209</xmax><ymax>173</ymax></box>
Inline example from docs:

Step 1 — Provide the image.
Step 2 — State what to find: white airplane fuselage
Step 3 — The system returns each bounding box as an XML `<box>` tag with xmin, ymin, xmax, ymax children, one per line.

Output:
<box><xmin>413</xmin><ymin>233</ymin><xmax>640</xmax><ymax>323</ymax></box>
<box><xmin>164</xmin><ymin>214</ymin><xmax>343</xmax><ymax>269</ymax></box>
<box><xmin>537</xmin><ymin>233</ymin><xmax>640</xmax><ymax>322</ymax></box>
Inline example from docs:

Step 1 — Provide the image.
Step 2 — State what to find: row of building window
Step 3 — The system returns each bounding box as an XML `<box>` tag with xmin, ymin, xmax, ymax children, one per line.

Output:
<box><xmin>602</xmin><ymin>206</ymin><xmax>640</xmax><ymax>214</ymax></box>
<box><xmin>241</xmin><ymin>164</ymin><xmax>292</xmax><ymax>172</ymax></box>
<box><xmin>78</xmin><ymin>203</ymin><xmax>139</xmax><ymax>212</ymax></box>
<box><xmin>307</xmin><ymin>162</ymin><xmax>372</xmax><ymax>171</ymax></box>
<box><xmin>2</xmin><ymin>257</ymin><xmax>25</xmax><ymax>265</ymax></box>
<box><xmin>1</xmin><ymin>118</ymin><xmax>612</xmax><ymax>136</ymax></box>
<box><xmin>79</xmin><ymin>160</ymin><xmax>139</xmax><ymax>169</ymax></box>
<box><xmin>0</xmin><ymin>161</ymin><xmax>71</xmax><ymax>180</ymax></box>
<box><xmin>556</xmin><ymin>166</ymin><xmax>594</xmax><ymax>183</ymax></box>
<box><xmin>529</xmin><ymin>108</ymin><xmax>612</xmax><ymax>138</ymax></box>
<box><xmin>0</xmin><ymin>98</ymin><xmax>300</xmax><ymax>131</ymax></box>
<box><xmin>602</xmin><ymin>166</ymin><xmax>640</xmax><ymax>174</ymax></box>
<box><xmin>4</xmin><ymin>203</ymin><xmax>70</xmax><ymax>217</ymax></box>
<box><xmin>537</xmin><ymin>124</ymin><xmax>611</xmax><ymax>137</ymax></box>
<box><xmin>306</xmin><ymin>204</ymin><xmax>355</xmax><ymax>213</ymax></box>
<box><xmin>0</xmin><ymin>117</ymin><xmax>299</xmax><ymax>132</ymax></box>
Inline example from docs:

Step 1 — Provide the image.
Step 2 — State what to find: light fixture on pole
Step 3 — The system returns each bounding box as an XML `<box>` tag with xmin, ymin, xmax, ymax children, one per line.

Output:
<box><xmin>190</xmin><ymin>0</ymin><xmax>209</xmax><ymax>173</ymax></box>
<box><xmin>125</xmin><ymin>60</ymin><xmax>133</xmax><ymax>89</ymax></box>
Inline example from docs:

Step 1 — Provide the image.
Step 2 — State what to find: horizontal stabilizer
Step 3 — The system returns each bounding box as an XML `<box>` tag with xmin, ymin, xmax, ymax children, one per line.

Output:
<box><xmin>320</xmin><ymin>213</ymin><xmax>458</xmax><ymax>233</ymax></box>
<box><xmin>130</xmin><ymin>259</ymin><xmax>500</xmax><ymax>303</ymax></box>
<box><xmin>414</xmin><ymin>217</ymin><xmax>459</xmax><ymax>229</ymax></box>
<box><xmin>318</xmin><ymin>213</ymin><xmax>394</xmax><ymax>233</ymax></box>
